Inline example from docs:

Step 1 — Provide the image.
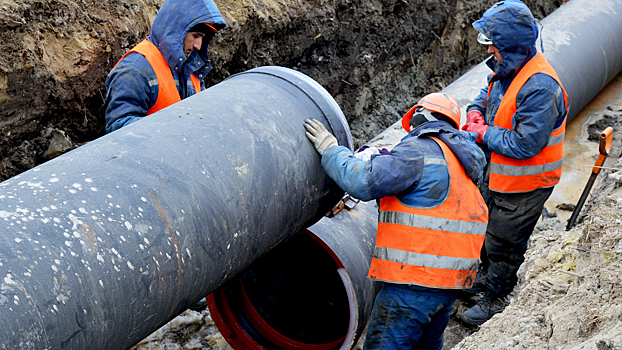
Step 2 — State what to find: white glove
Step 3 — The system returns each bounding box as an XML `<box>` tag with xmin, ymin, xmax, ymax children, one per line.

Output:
<box><xmin>305</xmin><ymin>119</ymin><xmax>338</xmax><ymax>155</ymax></box>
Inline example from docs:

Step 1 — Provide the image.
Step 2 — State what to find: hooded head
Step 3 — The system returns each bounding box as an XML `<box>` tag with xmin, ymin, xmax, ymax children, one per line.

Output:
<box><xmin>473</xmin><ymin>0</ymin><xmax>539</xmax><ymax>78</ymax></box>
<box><xmin>149</xmin><ymin>0</ymin><xmax>227</xmax><ymax>72</ymax></box>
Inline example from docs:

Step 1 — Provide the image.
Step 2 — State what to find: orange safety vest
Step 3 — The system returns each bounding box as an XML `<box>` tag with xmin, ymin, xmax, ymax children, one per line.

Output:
<box><xmin>116</xmin><ymin>39</ymin><xmax>202</xmax><ymax>115</ymax></box>
<box><xmin>368</xmin><ymin>137</ymin><xmax>488</xmax><ymax>289</ymax></box>
<box><xmin>488</xmin><ymin>52</ymin><xmax>568</xmax><ymax>193</ymax></box>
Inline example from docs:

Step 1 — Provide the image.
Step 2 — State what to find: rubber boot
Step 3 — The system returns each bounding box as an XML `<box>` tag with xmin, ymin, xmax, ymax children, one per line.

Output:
<box><xmin>460</xmin><ymin>292</ymin><xmax>508</xmax><ymax>326</ymax></box>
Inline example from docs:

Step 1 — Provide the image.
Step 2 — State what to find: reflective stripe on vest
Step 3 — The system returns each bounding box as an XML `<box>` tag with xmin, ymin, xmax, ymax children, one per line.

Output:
<box><xmin>368</xmin><ymin>137</ymin><xmax>488</xmax><ymax>289</ymax></box>
<box><xmin>116</xmin><ymin>39</ymin><xmax>202</xmax><ymax>116</ymax></box>
<box><xmin>489</xmin><ymin>52</ymin><xmax>568</xmax><ymax>193</ymax></box>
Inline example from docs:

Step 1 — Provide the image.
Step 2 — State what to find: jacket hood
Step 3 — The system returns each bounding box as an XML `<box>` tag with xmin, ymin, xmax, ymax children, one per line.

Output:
<box><xmin>412</xmin><ymin>121</ymin><xmax>486</xmax><ymax>184</ymax></box>
<box><xmin>473</xmin><ymin>0</ymin><xmax>538</xmax><ymax>79</ymax></box>
<box><xmin>149</xmin><ymin>0</ymin><xmax>226</xmax><ymax>71</ymax></box>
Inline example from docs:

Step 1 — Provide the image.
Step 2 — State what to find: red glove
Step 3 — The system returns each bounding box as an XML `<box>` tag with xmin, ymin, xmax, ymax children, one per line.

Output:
<box><xmin>464</xmin><ymin>110</ymin><xmax>485</xmax><ymax>126</ymax></box>
<box><xmin>462</xmin><ymin>123</ymin><xmax>489</xmax><ymax>144</ymax></box>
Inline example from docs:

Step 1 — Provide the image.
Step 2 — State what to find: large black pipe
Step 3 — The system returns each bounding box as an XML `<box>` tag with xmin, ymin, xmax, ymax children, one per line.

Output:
<box><xmin>204</xmin><ymin>0</ymin><xmax>622</xmax><ymax>348</ymax></box>
<box><xmin>0</xmin><ymin>66</ymin><xmax>352</xmax><ymax>349</ymax></box>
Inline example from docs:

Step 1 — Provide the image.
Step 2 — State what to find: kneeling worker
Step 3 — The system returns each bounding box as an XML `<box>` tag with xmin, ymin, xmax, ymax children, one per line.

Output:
<box><xmin>305</xmin><ymin>93</ymin><xmax>489</xmax><ymax>350</ymax></box>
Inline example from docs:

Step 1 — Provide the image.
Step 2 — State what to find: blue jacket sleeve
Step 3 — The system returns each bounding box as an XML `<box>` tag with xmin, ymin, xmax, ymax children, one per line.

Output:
<box><xmin>321</xmin><ymin>142</ymin><xmax>425</xmax><ymax>201</ymax></box>
<box><xmin>483</xmin><ymin>73</ymin><xmax>566</xmax><ymax>159</ymax></box>
<box><xmin>104</xmin><ymin>53</ymin><xmax>157</xmax><ymax>133</ymax></box>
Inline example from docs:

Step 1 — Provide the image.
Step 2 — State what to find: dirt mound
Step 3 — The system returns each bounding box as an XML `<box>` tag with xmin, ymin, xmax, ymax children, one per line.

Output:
<box><xmin>453</xmin><ymin>158</ymin><xmax>622</xmax><ymax>350</ymax></box>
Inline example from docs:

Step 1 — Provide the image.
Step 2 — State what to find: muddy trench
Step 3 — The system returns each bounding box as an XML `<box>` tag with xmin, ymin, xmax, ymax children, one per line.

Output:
<box><xmin>8</xmin><ymin>0</ymin><xmax>622</xmax><ymax>349</ymax></box>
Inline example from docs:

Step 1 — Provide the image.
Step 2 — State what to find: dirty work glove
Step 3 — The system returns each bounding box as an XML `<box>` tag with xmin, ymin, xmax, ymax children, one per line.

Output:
<box><xmin>305</xmin><ymin>119</ymin><xmax>338</xmax><ymax>155</ymax></box>
<box><xmin>463</xmin><ymin>110</ymin><xmax>485</xmax><ymax>127</ymax></box>
<box><xmin>462</xmin><ymin>123</ymin><xmax>489</xmax><ymax>144</ymax></box>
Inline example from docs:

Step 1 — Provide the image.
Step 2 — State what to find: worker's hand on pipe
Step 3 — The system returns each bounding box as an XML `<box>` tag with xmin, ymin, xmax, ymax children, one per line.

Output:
<box><xmin>305</xmin><ymin>119</ymin><xmax>338</xmax><ymax>155</ymax></box>
<box><xmin>462</xmin><ymin>123</ymin><xmax>489</xmax><ymax>144</ymax></box>
<box><xmin>463</xmin><ymin>110</ymin><xmax>485</xmax><ymax>127</ymax></box>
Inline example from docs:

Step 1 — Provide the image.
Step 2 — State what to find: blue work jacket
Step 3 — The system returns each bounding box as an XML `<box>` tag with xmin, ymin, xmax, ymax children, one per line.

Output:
<box><xmin>321</xmin><ymin>121</ymin><xmax>486</xmax><ymax>208</ymax></box>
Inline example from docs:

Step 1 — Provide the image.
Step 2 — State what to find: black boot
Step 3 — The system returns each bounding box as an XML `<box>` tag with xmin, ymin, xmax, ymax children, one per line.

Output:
<box><xmin>460</xmin><ymin>292</ymin><xmax>508</xmax><ymax>325</ymax></box>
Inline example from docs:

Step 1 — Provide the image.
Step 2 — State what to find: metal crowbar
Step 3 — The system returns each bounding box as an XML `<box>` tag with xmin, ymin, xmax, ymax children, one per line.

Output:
<box><xmin>566</xmin><ymin>126</ymin><xmax>614</xmax><ymax>230</ymax></box>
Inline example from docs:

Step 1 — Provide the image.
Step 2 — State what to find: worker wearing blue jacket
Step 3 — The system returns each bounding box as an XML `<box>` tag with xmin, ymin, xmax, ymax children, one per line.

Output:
<box><xmin>104</xmin><ymin>0</ymin><xmax>226</xmax><ymax>133</ymax></box>
<box><xmin>306</xmin><ymin>93</ymin><xmax>488</xmax><ymax>350</ymax></box>
<box><xmin>461</xmin><ymin>0</ymin><xmax>568</xmax><ymax>325</ymax></box>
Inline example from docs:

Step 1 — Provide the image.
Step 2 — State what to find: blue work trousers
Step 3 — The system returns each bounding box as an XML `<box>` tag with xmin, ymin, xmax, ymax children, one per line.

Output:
<box><xmin>363</xmin><ymin>283</ymin><xmax>458</xmax><ymax>350</ymax></box>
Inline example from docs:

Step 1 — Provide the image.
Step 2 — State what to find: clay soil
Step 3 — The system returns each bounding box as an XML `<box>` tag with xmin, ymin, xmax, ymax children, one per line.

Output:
<box><xmin>8</xmin><ymin>0</ymin><xmax>622</xmax><ymax>350</ymax></box>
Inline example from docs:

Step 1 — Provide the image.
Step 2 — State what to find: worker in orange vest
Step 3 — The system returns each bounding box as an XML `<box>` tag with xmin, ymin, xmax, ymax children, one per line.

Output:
<box><xmin>461</xmin><ymin>0</ymin><xmax>568</xmax><ymax>325</ymax></box>
<box><xmin>305</xmin><ymin>93</ymin><xmax>488</xmax><ymax>350</ymax></box>
<box><xmin>103</xmin><ymin>0</ymin><xmax>226</xmax><ymax>133</ymax></box>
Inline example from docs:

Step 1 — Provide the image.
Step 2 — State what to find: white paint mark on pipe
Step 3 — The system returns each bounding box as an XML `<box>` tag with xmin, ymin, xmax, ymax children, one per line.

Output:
<box><xmin>0</xmin><ymin>211</ymin><xmax>17</xmax><ymax>219</ymax></box>
<box><xmin>56</xmin><ymin>294</ymin><xmax>68</xmax><ymax>304</ymax></box>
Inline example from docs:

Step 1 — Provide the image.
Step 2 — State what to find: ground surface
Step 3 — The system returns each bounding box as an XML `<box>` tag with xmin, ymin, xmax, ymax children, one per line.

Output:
<box><xmin>10</xmin><ymin>0</ymin><xmax>622</xmax><ymax>349</ymax></box>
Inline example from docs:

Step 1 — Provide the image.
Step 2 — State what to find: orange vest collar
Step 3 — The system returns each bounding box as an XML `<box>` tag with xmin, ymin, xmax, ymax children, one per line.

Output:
<box><xmin>117</xmin><ymin>39</ymin><xmax>202</xmax><ymax>116</ymax></box>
